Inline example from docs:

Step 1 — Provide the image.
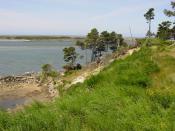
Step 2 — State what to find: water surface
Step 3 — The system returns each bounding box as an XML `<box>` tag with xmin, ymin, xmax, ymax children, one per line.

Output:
<box><xmin>0</xmin><ymin>40</ymin><xmax>91</xmax><ymax>76</ymax></box>
<box><xmin>0</xmin><ymin>39</ymin><xmax>134</xmax><ymax>76</ymax></box>
<box><xmin>0</xmin><ymin>98</ymin><xmax>27</xmax><ymax>109</ymax></box>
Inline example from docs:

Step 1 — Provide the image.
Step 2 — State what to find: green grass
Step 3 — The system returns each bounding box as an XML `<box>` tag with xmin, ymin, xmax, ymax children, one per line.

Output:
<box><xmin>136</xmin><ymin>38</ymin><xmax>174</xmax><ymax>47</ymax></box>
<box><xmin>0</xmin><ymin>45</ymin><xmax>175</xmax><ymax>131</ymax></box>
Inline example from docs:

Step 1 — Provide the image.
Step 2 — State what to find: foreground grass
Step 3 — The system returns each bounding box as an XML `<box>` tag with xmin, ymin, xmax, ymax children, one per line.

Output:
<box><xmin>0</xmin><ymin>45</ymin><xmax>175</xmax><ymax>131</ymax></box>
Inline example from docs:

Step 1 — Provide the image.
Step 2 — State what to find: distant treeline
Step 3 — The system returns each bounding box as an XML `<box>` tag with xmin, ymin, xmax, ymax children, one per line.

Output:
<box><xmin>0</xmin><ymin>35</ymin><xmax>85</xmax><ymax>40</ymax></box>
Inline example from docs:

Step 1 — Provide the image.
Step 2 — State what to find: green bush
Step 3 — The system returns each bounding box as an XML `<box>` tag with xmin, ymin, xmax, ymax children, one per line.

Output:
<box><xmin>40</xmin><ymin>64</ymin><xmax>59</xmax><ymax>82</ymax></box>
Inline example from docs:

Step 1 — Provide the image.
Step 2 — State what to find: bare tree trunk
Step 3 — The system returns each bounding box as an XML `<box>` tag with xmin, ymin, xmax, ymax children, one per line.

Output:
<box><xmin>117</xmin><ymin>39</ymin><xmax>120</xmax><ymax>49</ymax></box>
<box><xmin>149</xmin><ymin>20</ymin><xmax>151</xmax><ymax>38</ymax></box>
<box><xmin>173</xmin><ymin>21</ymin><xmax>175</xmax><ymax>40</ymax></box>
<box><xmin>106</xmin><ymin>42</ymin><xmax>109</xmax><ymax>52</ymax></box>
<box><xmin>85</xmin><ymin>49</ymin><xmax>88</xmax><ymax>65</ymax></box>
<box><xmin>91</xmin><ymin>47</ymin><xmax>95</xmax><ymax>62</ymax></box>
<box><xmin>105</xmin><ymin>42</ymin><xmax>108</xmax><ymax>52</ymax></box>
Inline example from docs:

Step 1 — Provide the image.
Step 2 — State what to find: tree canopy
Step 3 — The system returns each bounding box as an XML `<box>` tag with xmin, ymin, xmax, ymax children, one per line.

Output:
<box><xmin>144</xmin><ymin>8</ymin><xmax>155</xmax><ymax>38</ymax></box>
<box><xmin>76</xmin><ymin>28</ymin><xmax>126</xmax><ymax>62</ymax></box>
<box><xmin>164</xmin><ymin>1</ymin><xmax>175</xmax><ymax>17</ymax></box>
<box><xmin>144</xmin><ymin>8</ymin><xmax>155</xmax><ymax>22</ymax></box>
<box><xmin>63</xmin><ymin>47</ymin><xmax>77</xmax><ymax>67</ymax></box>
<box><xmin>157</xmin><ymin>21</ymin><xmax>172</xmax><ymax>40</ymax></box>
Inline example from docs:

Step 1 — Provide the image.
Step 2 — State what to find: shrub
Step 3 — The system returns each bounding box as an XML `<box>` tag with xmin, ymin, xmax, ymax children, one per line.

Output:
<box><xmin>63</xmin><ymin>64</ymin><xmax>82</xmax><ymax>72</ymax></box>
<box><xmin>40</xmin><ymin>64</ymin><xmax>59</xmax><ymax>82</ymax></box>
<box><xmin>74</xmin><ymin>63</ymin><xmax>82</xmax><ymax>70</ymax></box>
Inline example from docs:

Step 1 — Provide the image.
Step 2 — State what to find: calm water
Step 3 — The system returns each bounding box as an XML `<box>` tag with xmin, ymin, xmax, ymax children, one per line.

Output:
<box><xmin>0</xmin><ymin>40</ymin><xmax>91</xmax><ymax>76</ymax></box>
<box><xmin>0</xmin><ymin>98</ymin><xmax>28</xmax><ymax>109</ymax></box>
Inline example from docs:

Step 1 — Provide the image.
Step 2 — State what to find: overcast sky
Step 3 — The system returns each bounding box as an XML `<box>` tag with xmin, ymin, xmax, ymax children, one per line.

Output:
<box><xmin>0</xmin><ymin>0</ymin><xmax>173</xmax><ymax>37</ymax></box>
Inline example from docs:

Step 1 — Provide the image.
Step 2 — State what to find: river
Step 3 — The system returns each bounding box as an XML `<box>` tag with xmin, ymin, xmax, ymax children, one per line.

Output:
<box><xmin>0</xmin><ymin>40</ymin><xmax>91</xmax><ymax>76</ymax></box>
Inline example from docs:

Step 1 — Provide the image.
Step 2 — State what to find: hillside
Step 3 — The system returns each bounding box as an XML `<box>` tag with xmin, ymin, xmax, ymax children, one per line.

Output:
<box><xmin>0</xmin><ymin>43</ymin><xmax>175</xmax><ymax>131</ymax></box>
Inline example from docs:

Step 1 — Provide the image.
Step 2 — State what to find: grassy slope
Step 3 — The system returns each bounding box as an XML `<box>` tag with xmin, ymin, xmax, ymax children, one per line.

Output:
<box><xmin>0</xmin><ymin>45</ymin><xmax>175</xmax><ymax>131</ymax></box>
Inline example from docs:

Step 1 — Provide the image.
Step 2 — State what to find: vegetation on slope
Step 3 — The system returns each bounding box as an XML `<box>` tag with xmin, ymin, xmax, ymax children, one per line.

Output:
<box><xmin>0</xmin><ymin>43</ymin><xmax>175</xmax><ymax>131</ymax></box>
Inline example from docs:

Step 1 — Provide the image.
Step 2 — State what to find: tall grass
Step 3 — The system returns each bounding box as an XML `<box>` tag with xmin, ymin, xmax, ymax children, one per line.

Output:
<box><xmin>0</xmin><ymin>46</ymin><xmax>175</xmax><ymax>131</ymax></box>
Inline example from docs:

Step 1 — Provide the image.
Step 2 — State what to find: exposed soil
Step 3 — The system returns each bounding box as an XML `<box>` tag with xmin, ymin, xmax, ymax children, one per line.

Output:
<box><xmin>0</xmin><ymin>47</ymin><xmax>140</xmax><ymax>111</ymax></box>
<box><xmin>0</xmin><ymin>82</ymin><xmax>51</xmax><ymax>110</ymax></box>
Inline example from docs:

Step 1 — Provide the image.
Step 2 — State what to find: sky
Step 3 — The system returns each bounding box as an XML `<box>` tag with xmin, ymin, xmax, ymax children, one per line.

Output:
<box><xmin>0</xmin><ymin>0</ymin><xmax>173</xmax><ymax>37</ymax></box>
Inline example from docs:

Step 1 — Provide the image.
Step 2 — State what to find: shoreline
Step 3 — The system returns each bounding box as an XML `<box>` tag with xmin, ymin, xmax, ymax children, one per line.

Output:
<box><xmin>0</xmin><ymin>39</ymin><xmax>80</xmax><ymax>42</ymax></box>
<box><xmin>0</xmin><ymin>71</ymin><xmax>39</xmax><ymax>80</ymax></box>
<box><xmin>0</xmin><ymin>45</ymin><xmax>137</xmax><ymax>83</ymax></box>
<box><xmin>0</xmin><ymin>36</ymin><xmax>85</xmax><ymax>42</ymax></box>
<box><xmin>0</xmin><ymin>39</ymin><xmax>31</xmax><ymax>42</ymax></box>
<box><xmin>0</xmin><ymin>46</ymin><xmax>139</xmax><ymax>110</ymax></box>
